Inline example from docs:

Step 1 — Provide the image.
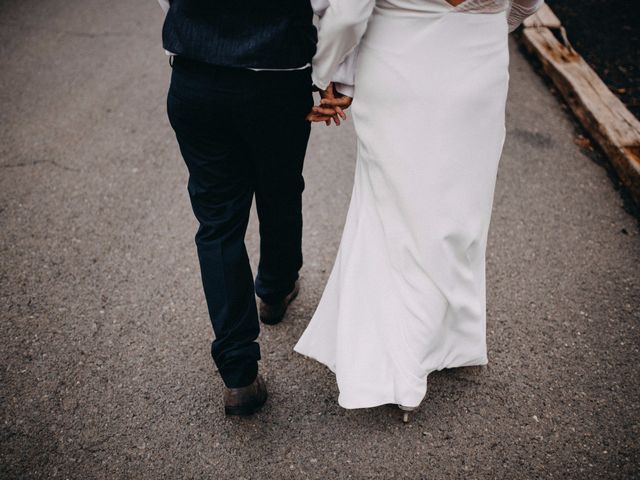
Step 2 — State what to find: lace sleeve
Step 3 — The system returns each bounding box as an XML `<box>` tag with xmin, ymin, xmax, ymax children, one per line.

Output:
<box><xmin>507</xmin><ymin>0</ymin><xmax>544</xmax><ymax>32</ymax></box>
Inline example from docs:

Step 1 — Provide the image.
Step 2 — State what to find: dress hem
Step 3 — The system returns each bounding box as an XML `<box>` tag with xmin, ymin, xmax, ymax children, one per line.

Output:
<box><xmin>294</xmin><ymin>345</ymin><xmax>488</xmax><ymax>410</ymax></box>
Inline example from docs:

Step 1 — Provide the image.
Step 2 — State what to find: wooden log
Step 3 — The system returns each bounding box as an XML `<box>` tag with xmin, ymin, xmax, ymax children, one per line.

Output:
<box><xmin>523</xmin><ymin>4</ymin><xmax>561</xmax><ymax>29</ymax></box>
<box><xmin>522</xmin><ymin>22</ymin><xmax>640</xmax><ymax>205</ymax></box>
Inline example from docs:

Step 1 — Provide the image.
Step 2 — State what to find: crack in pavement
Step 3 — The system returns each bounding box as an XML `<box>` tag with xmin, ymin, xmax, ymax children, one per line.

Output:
<box><xmin>0</xmin><ymin>159</ymin><xmax>80</xmax><ymax>172</ymax></box>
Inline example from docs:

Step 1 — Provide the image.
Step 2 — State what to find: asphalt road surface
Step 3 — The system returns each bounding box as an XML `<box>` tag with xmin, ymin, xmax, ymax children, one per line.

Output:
<box><xmin>1</xmin><ymin>1</ymin><xmax>639</xmax><ymax>478</ymax></box>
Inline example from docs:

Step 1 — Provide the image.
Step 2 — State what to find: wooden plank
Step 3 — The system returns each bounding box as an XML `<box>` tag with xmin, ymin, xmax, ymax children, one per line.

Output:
<box><xmin>523</xmin><ymin>4</ymin><xmax>562</xmax><ymax>29</ymax></box>
<box><xmin>522</xmin><ymin>24</ymin><xmax>640</xmax><ymax>205</ymax></box>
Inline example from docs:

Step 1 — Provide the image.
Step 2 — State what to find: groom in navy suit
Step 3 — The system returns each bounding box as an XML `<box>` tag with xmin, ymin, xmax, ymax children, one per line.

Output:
<box><xmin>161</xmin><ymin>0</ymin><xmax>351</xmax><ymax>416</ymax></box>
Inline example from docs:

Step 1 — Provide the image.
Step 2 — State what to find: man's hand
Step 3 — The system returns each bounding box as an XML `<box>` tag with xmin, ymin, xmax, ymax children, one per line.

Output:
<box><xmin>306</xmin><ymin>83</ymin><xmax>353</xmax><ymax>126</ymax></box>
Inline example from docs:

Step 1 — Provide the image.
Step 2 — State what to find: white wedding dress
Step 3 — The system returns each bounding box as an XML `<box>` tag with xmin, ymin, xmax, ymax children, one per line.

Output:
<box><xmin>295</xmin><ymin>0</ymin><xmax>543</xmax><ymax>409</ymax></box>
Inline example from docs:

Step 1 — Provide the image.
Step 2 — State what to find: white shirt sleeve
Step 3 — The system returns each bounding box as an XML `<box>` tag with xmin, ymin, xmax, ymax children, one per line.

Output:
<box><xmin>158</xmin><ymin>0</ymin><xmax>170</xmax><ymax>13</ymax></box>
<box><xmin>311</xmin><ymin>0</ymin><xmax>372</xmax><ymax>96</ymax></box>
<box><xmin>158</xmin><ymin>0</ymin><xmax>174</xmax><ymax>56</ymax></box>
<box><xmin>507</xmin><ymin>0</ymin><xmax>544</xmax><ymax>32</ymax></box>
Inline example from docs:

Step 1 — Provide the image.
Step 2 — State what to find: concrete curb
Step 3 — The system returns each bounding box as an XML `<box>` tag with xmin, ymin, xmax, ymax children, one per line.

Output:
<box><xmin>520</xmin><ymin>4</ymin><xmax>640</xmax><ymax>206</ymax></box>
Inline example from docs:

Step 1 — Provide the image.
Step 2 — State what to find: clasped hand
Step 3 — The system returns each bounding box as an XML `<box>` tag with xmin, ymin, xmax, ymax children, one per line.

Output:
<box><xmin>306</xmin><ymin>83</ymin><xmax>353</xmax><ymax>126</ymax></box>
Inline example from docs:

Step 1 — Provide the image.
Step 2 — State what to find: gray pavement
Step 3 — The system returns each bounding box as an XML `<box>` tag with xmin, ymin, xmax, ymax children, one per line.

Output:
<box><xmin>1</xmin><ymin>1</ymin><xmax>639</xmax><ymax>478</ymax></box>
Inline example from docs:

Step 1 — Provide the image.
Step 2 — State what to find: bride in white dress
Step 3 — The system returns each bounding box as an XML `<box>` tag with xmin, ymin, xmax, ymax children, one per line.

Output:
<box><xmin>295</xmin><ymin>0</ymin><xmax>544</xmax><ymax>417</ymax></box>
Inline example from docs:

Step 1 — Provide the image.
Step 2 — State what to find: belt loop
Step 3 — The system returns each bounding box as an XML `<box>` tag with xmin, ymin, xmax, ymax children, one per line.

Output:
<box><xmin>169</xmin><ymin>55</ymin><xmax>175</xmax><ymax>68</ymax></box>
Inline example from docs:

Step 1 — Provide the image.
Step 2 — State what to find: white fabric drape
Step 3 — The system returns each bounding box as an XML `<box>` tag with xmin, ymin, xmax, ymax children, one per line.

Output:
<box><xmin>295</xmin><ymin>0</ymin><xmax>525</xmax><ymax>409</ymax></box>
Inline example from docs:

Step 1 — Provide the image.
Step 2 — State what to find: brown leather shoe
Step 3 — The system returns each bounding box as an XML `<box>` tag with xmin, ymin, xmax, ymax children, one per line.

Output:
<box><xmin>259</xmin><ymin>280</ymin><xmax>300</xmax><ymax>325</ymax></box>
<box><xmin>224</xmin><ymin>374</ymin><xmax>267</xmax><ymax>416</ymax></box>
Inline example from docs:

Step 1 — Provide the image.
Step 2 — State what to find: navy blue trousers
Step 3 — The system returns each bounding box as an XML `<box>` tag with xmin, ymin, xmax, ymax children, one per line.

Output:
<box><xmin>167</xmin><ymin>56</ymin><xmax>312</xmax><ymax>388</ymax></box>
